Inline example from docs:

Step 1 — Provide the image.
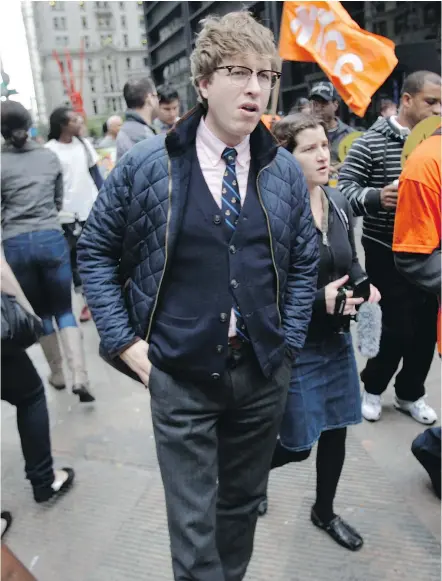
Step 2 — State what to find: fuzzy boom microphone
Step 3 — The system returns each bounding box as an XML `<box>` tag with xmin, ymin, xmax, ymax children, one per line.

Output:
<box><xmin>356</xmin><ymin>302</ymin><xmax>382</xmax><ymax>359</ymax></box>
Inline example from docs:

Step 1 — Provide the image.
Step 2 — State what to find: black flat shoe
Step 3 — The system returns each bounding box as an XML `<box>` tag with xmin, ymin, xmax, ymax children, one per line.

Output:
<box><xmin>73</xmin><ymin>384</ymin><xmax>95</xmax><ymax>403</ymax></box>
<box><xmin>34</xmin><ymin>467</ymin><xmax>75</xmax><ymax>503</ymax></box>
<box><xmin>311</xmin><ymin>508</ymin><xmax>363</xmax><ymax>551</ymax></box>
<box><xmin>1</xmin><ymin>511</ymin><xmax>12</xmax><ymax>538</ymax></box>
<box><xmin>257</xmin><ymin>498</ymin><xmax>268</xmax><ymax>517</ymax></box>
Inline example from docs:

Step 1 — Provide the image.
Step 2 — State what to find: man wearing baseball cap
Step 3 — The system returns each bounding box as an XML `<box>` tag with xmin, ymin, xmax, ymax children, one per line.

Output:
<box><xmin>309</xmin><ymin>81</ymin><xmax>353</xmax><ymax>170</ymax></box>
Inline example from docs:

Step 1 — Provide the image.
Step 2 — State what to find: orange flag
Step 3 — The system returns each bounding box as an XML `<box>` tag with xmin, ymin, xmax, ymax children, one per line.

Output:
<box><xmin>261</xmin><ymin>114</ymin><xmax>281</xmax><ymax>130</ymax></box>
<box><xmin>279</xmin><ymin>1</ymin><xmax>398</xmax><ymax>117</ymax></box>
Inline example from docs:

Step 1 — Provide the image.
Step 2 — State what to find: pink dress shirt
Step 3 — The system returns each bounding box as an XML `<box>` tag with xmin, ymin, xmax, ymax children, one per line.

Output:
<box><xmin>195</xmin><ymin>118</ymin><xmax>251</xmax><ymax>337</ymax></box>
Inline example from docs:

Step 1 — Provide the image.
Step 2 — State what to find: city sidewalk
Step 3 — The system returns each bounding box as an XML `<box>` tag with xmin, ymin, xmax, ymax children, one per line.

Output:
<box><xmin>2</xmin><ymin>302</ymin><xmax>441</xmax><ymax>580</ymax></box>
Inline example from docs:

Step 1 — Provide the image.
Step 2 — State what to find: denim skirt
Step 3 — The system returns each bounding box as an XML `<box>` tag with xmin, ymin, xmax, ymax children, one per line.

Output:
<box><xmin>279</xmin><ymin>332</ymin><xmax>362</xmax><ymax>451</ymax></box>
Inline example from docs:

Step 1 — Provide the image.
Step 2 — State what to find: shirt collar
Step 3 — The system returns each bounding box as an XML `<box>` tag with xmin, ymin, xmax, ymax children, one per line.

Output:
<box><xmin>390</xmin><ymin>116</ymin><xmax>411</xmax><ymax>137</ymax></box>
<box><xmin>196</xmin><ymin>117</ymin><xmax>251</xmax><ymax>168</ymax></box>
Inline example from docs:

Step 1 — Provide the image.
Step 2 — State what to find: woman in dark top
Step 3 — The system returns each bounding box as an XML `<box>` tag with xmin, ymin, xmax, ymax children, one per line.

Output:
<box><xmin>260</xmin><ymin>114</ymin><xmax>381</xmax><ymax>551</ymax></box>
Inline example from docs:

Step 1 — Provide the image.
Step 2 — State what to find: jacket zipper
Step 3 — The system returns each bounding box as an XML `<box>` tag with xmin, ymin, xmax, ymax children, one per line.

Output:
<box><xmin>145</xmin><ymin>157</ymin><xmax>173</xmax><ymax>341</ymax></box>
<box><xmin>256</xmin><ymin>164</ymin><xmax>281</xmax><ymax>326</ymax></box>
<box><xmin>322</xmin><ymin>207</ymin><xmax>335</xmax><ymax>281</ymax></box>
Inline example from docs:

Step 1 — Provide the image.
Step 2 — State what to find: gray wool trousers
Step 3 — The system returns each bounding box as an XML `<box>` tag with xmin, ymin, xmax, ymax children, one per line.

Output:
<box><xmin>149</xmin><ymin>346</ymin><xmax>291</xmax><ymax>581</ymax></box>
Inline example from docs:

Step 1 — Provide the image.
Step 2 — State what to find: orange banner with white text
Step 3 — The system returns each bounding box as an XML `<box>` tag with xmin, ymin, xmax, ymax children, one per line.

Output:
<box><xmin>279</xmin><ymin>1</ymin><xmax>398</xmax><ymax>116</ymax></box>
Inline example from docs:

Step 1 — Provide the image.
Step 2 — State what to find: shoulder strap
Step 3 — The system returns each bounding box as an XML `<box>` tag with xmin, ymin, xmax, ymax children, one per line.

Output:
<box><xmin>78</xmin><ymin>137</ymin><xmax>93</xmax><ymax>168</ymax></box>
<box><xmin>322</xmin><ymin>186</ymin><xmax>350</xmax><ymax>231</ymax></box>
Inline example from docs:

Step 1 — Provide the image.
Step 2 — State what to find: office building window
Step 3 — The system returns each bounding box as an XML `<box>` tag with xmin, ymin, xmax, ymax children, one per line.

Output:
<box><xmin>80</xmin><ymin>2</ymin><xmax>85</xmax><ymax>11</ymax></box>
<box><xmin>88</xmin><ymin>59</ymin><xmax>93</xmax><ymax>72</ymax></box>
<box><xmin>121</xmin><ymin>15</ymin><xmax>126</xmax><ymax>28</ymax></box>
<box><xmin>50</xmin><ymin>1</ymin><xmax>64</xmax><ymax>10</ymax></box>
<box><xmin>141</xmin><ymin>33</ymin><xmax>147</xmax><ymax>46</ymax></box>
<box><xmin>81</xmin><ymin>16</ymin><xmax>88</xmax><ymax>29</ymax></box>
<box><xmin>119</xmin><ymin>1</ymin><xmax>125</xmax><ymax>9</ymax></box>
<box><xmin>139</xmin><ymin>15</ymin><xmax>144</xmax><ymax>28</ymax></box>
<box><xmin>93</xmin><ymin>99</ymin><xmax>98</xmax><ymax>115</ymax></box>
<box><xmin>84</xmin><ymin>36</ymin><xmax>90</xmax><ymax>49</ymax></box>
<box><xmin>112</xmin><ymin>98</ymin><xmax>117</xmax><ymax>112</ymax></box>
<box><xmin>60</xmin><ymin>17</ymin><xmax>66</xmax><ymax>30</ymax></box>
<box><xmin>126</xmin><ymin>57</ymin><xmax>131</xmax><ymax>69</ymax></box>
<box><xmin>143</xmin><ymin>57</ymin><xmax>148</xmax><ymax>67</ymax></box>
<box><xmin>90</xmin><ymin>77</ymin><xmax>95</xmax><ymax>92</ymax></box>
<box><xmin>123</xmin><ymin>34</ymin><xmax>128</xmax><ymax>47</ymax></box>
<box><xmin>53</xmin><ymin>17</ymin><xmax>59</xmax><ymax>29</ymax></box>
<box><xmin>101</xmin><ymin>34</ymin><xmax>113</xmax><ymax>46</ymax></box>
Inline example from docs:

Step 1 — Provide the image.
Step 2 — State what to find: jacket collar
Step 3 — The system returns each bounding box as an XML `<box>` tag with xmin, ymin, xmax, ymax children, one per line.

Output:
<box><xmin>125</xmin><ymin>110</ymin><xmax>156</xmax><ymax>133</ymax></box>
<box><xmin>165</xmin><ymin>104</ymin><xmax>279</xmax><ymax>171</ymax></box>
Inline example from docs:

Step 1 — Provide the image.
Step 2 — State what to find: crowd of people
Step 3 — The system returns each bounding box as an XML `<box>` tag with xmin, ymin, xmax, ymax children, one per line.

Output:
<box><xmin>1</xmin><ymin>9</ymin><xmax>440</xmax><ymax>581</ymax></box>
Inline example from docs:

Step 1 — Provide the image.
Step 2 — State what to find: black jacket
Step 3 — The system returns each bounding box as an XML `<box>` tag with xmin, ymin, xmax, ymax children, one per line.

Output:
<box><xmin>308</xmin><ymin>187</ymin><xmax>365</xmax><ymax>340</ymax></box>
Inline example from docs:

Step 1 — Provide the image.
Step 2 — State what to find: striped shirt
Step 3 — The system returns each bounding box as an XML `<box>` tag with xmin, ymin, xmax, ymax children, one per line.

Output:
<box><xmin>339</xmin><ymin>116</ymin><xmax>408</xmax><ymax>248</ymax></box>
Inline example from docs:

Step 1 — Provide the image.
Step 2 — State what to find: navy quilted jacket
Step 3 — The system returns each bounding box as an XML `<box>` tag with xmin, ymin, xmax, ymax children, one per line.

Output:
<box><xmin>78</xmin><ymin>106</ymin><xmax>319</xmax><ymax>371</ymax></box>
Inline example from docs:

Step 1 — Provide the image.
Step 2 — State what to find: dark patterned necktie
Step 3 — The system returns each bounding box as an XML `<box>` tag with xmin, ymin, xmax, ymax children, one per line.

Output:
<box><xmin>221</xmin><ymin>147</ymin><xmax>249</xmax><ymax>341</ymax></box>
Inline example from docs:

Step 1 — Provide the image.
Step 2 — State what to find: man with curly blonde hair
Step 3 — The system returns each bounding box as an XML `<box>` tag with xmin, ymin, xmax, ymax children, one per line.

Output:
<box><xmin>79</xmin><ymin>11</ymin><xmax>318</xmax><ymax>580</ymax></box>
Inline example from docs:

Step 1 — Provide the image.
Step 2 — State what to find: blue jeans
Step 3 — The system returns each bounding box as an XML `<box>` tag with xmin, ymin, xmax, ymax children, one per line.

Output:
<box><xmin>3</xmin><ymin>230</ymin><xmax>77</xmax><ymax>335</ymax></box>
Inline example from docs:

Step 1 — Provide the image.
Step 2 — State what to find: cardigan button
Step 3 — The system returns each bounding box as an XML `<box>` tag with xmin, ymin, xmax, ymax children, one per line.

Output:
<box><xmin>213</xmin><ymin>214</ymin><xmax>222</xmax><ymax>225</ymax></box>
<box><xmin>216</xmin><ymin>345</ymin><xmax>224</xmax><ymax>353</ymax></box>
<box><xmin>220</xmin><ymin>312</ymin><xmax>228</xmax><ymax>323</ymax></box>
<box><xmin>211</xmin><ymin>373</ymin><xmax>221</xmax><ymax>381</ymax></box>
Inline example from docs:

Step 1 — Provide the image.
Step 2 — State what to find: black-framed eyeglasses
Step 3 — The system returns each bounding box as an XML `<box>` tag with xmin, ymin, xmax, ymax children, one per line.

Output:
<box><xmin>214</xmin><ymin>66</ymin><xmax>281</xmax><ymax>90</ymax></box>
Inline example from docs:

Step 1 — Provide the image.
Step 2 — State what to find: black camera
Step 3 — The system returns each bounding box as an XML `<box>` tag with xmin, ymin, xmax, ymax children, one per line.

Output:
<box><xmin>333</xmin><ymin>276</ymin><xmax>370</xmax><ymax>334</ymax></box>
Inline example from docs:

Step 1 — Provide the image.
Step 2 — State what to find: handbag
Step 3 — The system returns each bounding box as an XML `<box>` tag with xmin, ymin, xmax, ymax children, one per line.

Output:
<box><xmin>1</xmin><ymin>292</ymin><xmax>43</xmax><ymax>350</ymax></box>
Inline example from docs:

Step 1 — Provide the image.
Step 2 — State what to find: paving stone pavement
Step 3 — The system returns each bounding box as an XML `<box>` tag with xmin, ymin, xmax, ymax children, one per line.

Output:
<box><xmin>2</xmin><ymin>290</ymin><xmax>441</xmax><ymax>580</ymax></box>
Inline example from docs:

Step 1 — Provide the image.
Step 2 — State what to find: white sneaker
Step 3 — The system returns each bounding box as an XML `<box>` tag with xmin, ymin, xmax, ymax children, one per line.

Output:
<box><xmin>362</xmin><ymin>391</ymin><xmax>382</xmax><ymax>421</ymax></box>
<box><xmin>394</xmin><ymin>396</ymin><xmax>438</xmax><ymax>425</ymax></box>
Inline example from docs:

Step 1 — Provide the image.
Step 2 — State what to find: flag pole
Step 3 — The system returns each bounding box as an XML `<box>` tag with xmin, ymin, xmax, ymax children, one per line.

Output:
<box><xmin>269</xmin><ymin>76</ymin><xmax>281</xmax><ymax>125</ymax></box>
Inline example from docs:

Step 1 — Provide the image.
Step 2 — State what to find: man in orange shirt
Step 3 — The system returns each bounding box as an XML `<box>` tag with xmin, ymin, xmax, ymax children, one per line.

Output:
<box><xmin>393</xmin><ymin>129</ymin><xmax>441</xmax><ymax>353</ymax></box>
<box><xmin>393</xmin><ymin>128</ymin><xmax>441</xmax><ymax>498</ymax></box>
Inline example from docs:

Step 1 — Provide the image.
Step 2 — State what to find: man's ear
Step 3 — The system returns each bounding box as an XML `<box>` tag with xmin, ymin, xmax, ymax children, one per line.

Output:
<box><xmin>333</xmin><ymin>100</ymin><xmax>339</xmax><ymax>114</ymax></box>
<box><xmin>199</xmin><ymin>77</ymin><xmax>210</xmax><ymax>101</ymax></box>
<box><xmin>401</xmin><ymin>92</ymin><xmax>412</xmax><ymax>110</ymax></box>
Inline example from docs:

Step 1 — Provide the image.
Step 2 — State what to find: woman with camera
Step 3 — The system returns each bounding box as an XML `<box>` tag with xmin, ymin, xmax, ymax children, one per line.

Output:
<box><xmin>1</xmin><ymin>101</ymin><xmax>94</xmax><ymax>403</ymax></box>
<box><xmin>259</xmin><ymin>114</ymin><xmax>381</xmax><ymax>551</ymax></box>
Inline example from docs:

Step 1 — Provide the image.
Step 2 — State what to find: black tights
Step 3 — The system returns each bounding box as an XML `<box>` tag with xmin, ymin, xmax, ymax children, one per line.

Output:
<box><xmin>271</xmin><ymin>427</ymin><xmax>347</xmax><ymax>523</ymax></box>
